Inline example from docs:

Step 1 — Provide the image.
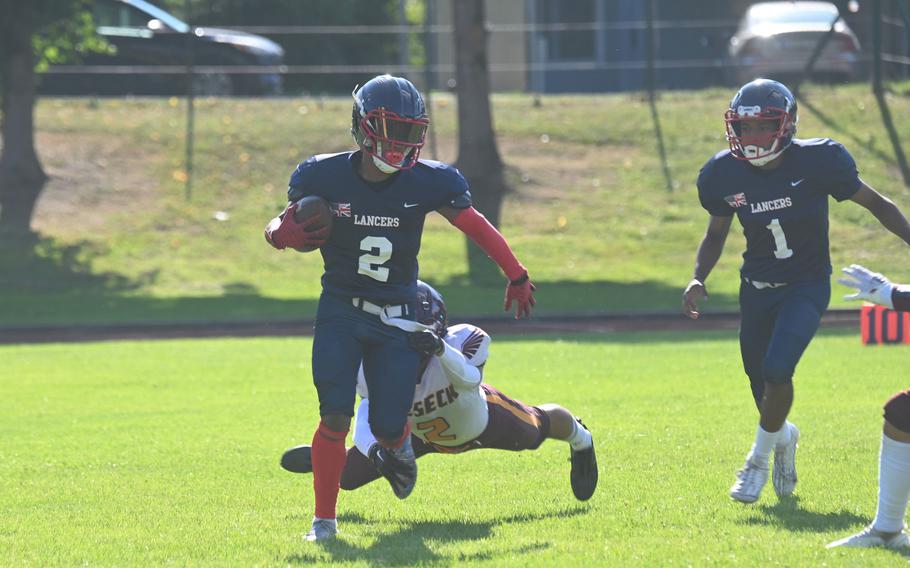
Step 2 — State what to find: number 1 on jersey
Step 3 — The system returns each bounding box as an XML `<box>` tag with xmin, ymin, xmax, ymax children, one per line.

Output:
<box><xmin>766</xmin><ymin>218</ymin><xmax>793</xmax><ymax>259</ymax></box>
<box><xmin>358</xmin><ymin>236</ymin><xmax>392</xmax><ymax>282</ymax></box>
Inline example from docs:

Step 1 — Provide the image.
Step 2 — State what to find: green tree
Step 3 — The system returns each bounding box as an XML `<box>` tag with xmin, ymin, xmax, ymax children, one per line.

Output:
<box><xmin>0</xmin><ymin>0</ymin><xmax>103</xmax><ymax>237</ymax></box>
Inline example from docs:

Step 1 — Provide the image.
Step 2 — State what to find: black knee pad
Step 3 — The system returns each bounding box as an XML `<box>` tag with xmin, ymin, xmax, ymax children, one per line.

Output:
<box><xmin>883</xmin><ymin>390</ymin><xmax>910</xmax><ymax>434</ymax></box>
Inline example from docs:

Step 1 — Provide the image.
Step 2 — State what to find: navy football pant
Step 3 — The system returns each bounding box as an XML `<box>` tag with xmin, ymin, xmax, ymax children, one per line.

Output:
<box><xmin>739</xmin><ymin>278</ymin><xmax>830</xmax><ymax>404</ymax></box>
<box><xmin>311</xmin><ymin>292</ymin><xmax>420</xmax><ymax>441</ymax></box>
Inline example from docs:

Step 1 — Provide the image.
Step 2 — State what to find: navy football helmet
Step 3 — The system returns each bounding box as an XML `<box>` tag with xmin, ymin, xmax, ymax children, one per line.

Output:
<box><xmin>725</xmin><ymin>79</ymin><xmax>798</xmax><ymax>166</ymax></box>
<box><xmin>351</xmin><ymin>75</ymin><xmax>429</xmax><ymax>173</ymax></box>
<box><xmin>415</xmin><ymin>280</ymin><xmax>447</xmax><ymax>337</ymax></box>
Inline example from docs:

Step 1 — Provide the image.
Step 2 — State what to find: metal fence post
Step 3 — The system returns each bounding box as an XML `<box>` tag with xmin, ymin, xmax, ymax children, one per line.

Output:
<box><xmin>871</xmin><ymin>0</ymin><xmax>910</xmax><ymax>186</ymax></box>
<box><xmin>873</xmin><ymin>0</ymin><xmax>883</xmax><ymax>94</ymax></box>
<box><xmin>184</xmin><ymin>0</ymin><xmax>195</xmax><ymax>201</ymax></box>
<box><xmin>423</xmin><ymin>0</ymin><xmax>437</xmax><ymax>159</ymax></box>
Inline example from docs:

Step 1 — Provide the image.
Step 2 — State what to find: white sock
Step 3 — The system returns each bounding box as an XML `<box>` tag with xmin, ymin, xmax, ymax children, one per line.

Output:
<box><xmin>313</xmin><ymin>516</ymin><xmax>337</xmax><ymax>526</ymax></box>
<box><xmin>567</xmin><ymin>419</ymin><xmax>593</xmax><ymax>451</ymax></box>
<box><xmin>747</xmin><ymin>425</ymin><xmax>780</xmax><ymax>468</ymax></box>
<box><xmin>774</xmin><ymin>421</ymin><xmax>795</xmax><ymax>450</ymax></box>
<box><xmin>872</xmin><ymin>435</ymin><xmax>910</xmax><ymax>533</ymax></box>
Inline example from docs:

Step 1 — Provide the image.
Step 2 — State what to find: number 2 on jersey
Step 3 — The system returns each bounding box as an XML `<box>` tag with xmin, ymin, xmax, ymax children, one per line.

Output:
<box><xmin>358</xmin><ymin>236</ymin><xmax>392</xmax><ymax>281</ymax></box>
<box><xmin>766</xmin><ymin>218</ymin><xmax>793</xmax><ymax>259</ymax></box>
<box><xmin>416</xmin><ymin>417</ymin><xmax>456</xmax><ymax>442</ymax></box>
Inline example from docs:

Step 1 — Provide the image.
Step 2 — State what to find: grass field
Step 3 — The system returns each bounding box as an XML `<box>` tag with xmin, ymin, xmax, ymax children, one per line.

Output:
<box><xmin>3</xmin><ymin>329</ymin><xmax>908</xmax><ymax>566</ymax></box>
<box><xmin>4</xmin><ymin>82</ymin><xmax>910</xmax><ymax>326</ymax></box>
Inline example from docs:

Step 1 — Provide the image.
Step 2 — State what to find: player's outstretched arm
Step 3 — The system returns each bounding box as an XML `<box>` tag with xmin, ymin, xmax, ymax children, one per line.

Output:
<box><xmin>850</xmin><ymin>181</ymin><xmax>910</xmax><ymax>246</ymax></box>
<box><xmin>683</xmin><ymin>215</ymin><xmax>733</xmax><ymax>319</ymax></box>
<box><xmin>351</xmin><ymin>398</ymin><xmax>379</xmax><ymax>458</ymax></box>
<box><xmin>438</xmin><ymin>205</ymin><xmax>536</xmax><ymax>319</ymax></box>
<box><xmin>839</xmin><ymin>264</ymin><xmax>910</xmax><ymax>311</ymax></box>
<box><xmin>408</xmin><ymin>330</ymin><xmax>483</xmax><ymax>391</ymax></box>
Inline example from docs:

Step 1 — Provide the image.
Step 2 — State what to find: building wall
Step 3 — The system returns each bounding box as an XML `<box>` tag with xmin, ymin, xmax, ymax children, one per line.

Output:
<box><xmin>431</xmin><ymin>0</ymin><xmax>528</xmax><ymax>93</ymax></box>
<box><xmin>534</xmin><ymin>0</ymin><xmax>739</xmax><ymax>93</ymax></box>
<box><xmin>428</xmin><ymin>0</ymin><xmax>877</xmax><ymax>95</ymax></box>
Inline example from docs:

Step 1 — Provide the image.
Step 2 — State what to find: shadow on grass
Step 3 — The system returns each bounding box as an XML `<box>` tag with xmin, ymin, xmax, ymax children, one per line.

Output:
<box><xmin>797</xmin><ymin>96</ymin><xmax>898</xmax><ymax>168</ymax></box>
<box><xmin>0</xmin><ymin>234</ymin><xmax>153</xmax><ymax>293</ymax></box>
<box><xmin>284</xmin><ymin>507</ymin><xmax>586</xmax><ymax>566</ymax></box>
<box><xmin>0</xmin><ymin>236</ymin><xmax>740</xmax><ymax>327</ymax></box>
<box><xmin>738</xmin><ymin>496</ymin><xmax>867</xmax><ymax>533</ymax></box>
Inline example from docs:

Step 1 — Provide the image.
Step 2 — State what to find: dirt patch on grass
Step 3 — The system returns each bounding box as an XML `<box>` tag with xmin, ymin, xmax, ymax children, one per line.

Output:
<box><xmin>429</xmin><ymin>135</ymin><xmax>623</xmax><ymax>201</ymax></box>
<box><xmin>31</xmin><ymin>131</ymin><xmax>164</xmax><ymax>236</ymax></box>
<box><xmin>28</xmin><ymin>130</ymin><xmax>611</xmax><ymax>237</ymax></box>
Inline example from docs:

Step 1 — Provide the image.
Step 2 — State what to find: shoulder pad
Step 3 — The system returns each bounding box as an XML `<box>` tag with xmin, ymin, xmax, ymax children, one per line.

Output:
<box><xmin>287</xmin><ymin>153</ymin><xmax>352</xmax><ymax>201</ymax></box>
<box><xmin>414</xmin><ymin>159</ymin><xmax>470</xmax><ymax>201</ymax></box>
<box><xmin>445</xmin><ymin>324</ymin><xmax>490</xmax><ymax>366</ymax></box>
<box><xmin>449</xmin><ymin>189</ymin><xmax>472</xmax><ymax>209</ymax></box>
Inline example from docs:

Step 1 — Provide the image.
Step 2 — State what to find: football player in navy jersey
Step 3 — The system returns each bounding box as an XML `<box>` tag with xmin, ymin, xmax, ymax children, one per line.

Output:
<box><xmin>278</xmin><ymin>281</ymin><xmax>597</xmax><ymax>503</ymax></box>
<box><xmin>826</xmin><ymin>265</ymin><xmax>910</xmax><ymax>550</ymax></box>
<box><xmin>263</xmin><ymin>75</ymin><xmax>536</xmax><ymax>541</ymax></box>
<box><xmin>681</xmin><ymin>79</ymin><xmax>910</xmax><ymax>504</ymax></box>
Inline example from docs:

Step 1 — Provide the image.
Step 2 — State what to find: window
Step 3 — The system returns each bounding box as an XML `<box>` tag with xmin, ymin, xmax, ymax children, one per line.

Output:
<box><xmin>92</xmin><ymin>0</ymin><xmax>189</xmax><ymax>33</ymax></box>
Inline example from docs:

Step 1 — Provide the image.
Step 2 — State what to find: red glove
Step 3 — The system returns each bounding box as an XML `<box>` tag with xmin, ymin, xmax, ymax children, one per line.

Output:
<box><xmin>504</xmin><ymin>272</ymin><xmax>536</xmax><ymax>319</ymax></box>
<box><xmin>264</xmin><ymin>204</ymin><xmax>329</xmax><ymax>250</ymax></box>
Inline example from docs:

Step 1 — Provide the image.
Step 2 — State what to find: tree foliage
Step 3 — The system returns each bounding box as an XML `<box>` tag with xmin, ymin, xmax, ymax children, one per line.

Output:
<box><xmin>0</xmin><ymin>1</ymin><xmax>102</xmax><ymax>92</ymax></box>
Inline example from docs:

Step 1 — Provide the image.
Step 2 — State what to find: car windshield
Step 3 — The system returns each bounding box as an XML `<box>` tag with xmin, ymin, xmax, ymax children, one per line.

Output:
<box><xmin>748</xmin><ymin>6</ymin><xmax>839</xmax><ymax>26</ymax></box>
<box><xmin>127</xmin><ymin>0</ymin><xmax>190</xmax><ymax>33</ymax></box>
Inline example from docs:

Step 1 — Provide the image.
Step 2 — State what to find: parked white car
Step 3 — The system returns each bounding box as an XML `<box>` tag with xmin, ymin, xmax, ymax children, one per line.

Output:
<box><xmin>728</xmin><ymin>1</ymin><xmax>862</xmax><ymax>84</ymax></box>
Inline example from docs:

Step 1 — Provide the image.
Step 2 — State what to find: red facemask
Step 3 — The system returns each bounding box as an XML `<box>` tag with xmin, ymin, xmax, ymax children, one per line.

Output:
<box><xmin>359</xmin><ymin>108</ymin><xmax>429</xmax><ymax>171</ymax></box>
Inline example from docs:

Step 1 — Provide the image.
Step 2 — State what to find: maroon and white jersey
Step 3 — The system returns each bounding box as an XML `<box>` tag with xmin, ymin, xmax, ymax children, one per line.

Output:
<box><xmin>355</xmin><ymin>323</ymin><xmax>491</xmax><ymax>448</ymax></box>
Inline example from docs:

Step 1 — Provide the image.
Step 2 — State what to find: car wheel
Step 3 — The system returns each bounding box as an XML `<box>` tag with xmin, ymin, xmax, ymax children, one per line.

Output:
<box><xmin>192</xmin><ymin>72</ymin><xmax>234</xmax><ymax>96</ymax></box>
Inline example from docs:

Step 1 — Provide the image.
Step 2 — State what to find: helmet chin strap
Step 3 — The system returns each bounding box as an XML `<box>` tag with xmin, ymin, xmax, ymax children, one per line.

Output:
<box><xmin>743</xmin><ymin>138</ymin><xmax>782</xmax><ymax>167</ymax></box>
<box><xmin>372</xmin><ymin>155</ymin><xmax>400</xmax><ymax>174</ymax></box>
<box><xmin>747</xmin><ymin>147</ymin><xmax>784</xmax><ymax>167</ymax></box>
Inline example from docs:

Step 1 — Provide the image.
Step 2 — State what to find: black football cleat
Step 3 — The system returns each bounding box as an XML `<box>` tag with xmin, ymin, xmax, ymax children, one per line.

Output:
<box><xmin>280</xmin><ymin>444</ymin><xmax>313</xmax><ymax>474</ymax></box>
<box><xmin>369</xmin><ymin>438</ymin><xmax>417</xmax><ymax>499</ymax></box>
<box><xmin>570</xmin><ymin>419</ymin><xmax>598</xmax><ymax>501</ymax></box>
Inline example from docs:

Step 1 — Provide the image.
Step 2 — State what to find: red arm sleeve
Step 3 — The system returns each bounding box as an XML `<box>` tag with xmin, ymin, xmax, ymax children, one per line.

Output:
<box><xmin>450</xmin><ymin>207</ymin><xmax>526</xmax><ymax>281</ymax></box>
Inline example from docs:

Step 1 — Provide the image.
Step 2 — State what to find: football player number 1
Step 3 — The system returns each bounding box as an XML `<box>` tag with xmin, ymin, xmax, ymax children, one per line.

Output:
<box><xmin>358</xmin><ymin>236</ymin><xmax>392</xmax><ymax>282</ymax></box>
<box><xmin>766</xmin><ymin>218</ymin><xmax>793</xmax><ymax>259</ymax></box>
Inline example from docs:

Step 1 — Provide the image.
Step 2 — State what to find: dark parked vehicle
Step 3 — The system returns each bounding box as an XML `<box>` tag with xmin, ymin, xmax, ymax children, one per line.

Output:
<box><xmin>728</xmin><ymin>1</ymin><xmax>862</xmax><ymax>85</ymax></box>
<box><xmin>40</xmin><ymin>0</ymin><xmax>284</xmax><ymax>96</ymax></box>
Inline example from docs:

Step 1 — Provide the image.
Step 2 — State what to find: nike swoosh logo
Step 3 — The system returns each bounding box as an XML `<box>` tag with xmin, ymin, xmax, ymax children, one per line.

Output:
<box><xmin>403</xmin><ymin>202</ymin><xmax>419</xmax><ymax>208</ymax></box>
<box><xmin>790</xmin><ymin>179</ymin><xmax>805</xmax><ymax>187</ymax></box>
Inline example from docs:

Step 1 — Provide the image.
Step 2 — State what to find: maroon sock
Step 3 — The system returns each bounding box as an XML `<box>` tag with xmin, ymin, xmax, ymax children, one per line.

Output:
<box><xmin>312</xmin><ymin>421</ymin><xmax>348</xmax><ymax>519</ymax></box>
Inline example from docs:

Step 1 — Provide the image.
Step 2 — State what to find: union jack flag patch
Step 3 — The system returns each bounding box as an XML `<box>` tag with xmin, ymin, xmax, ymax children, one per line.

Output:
<box><xmin>331</xmin><ymin>202</ymin><xmax>351</xmax><ymax>217</ymax></box>
<box><xmin>724</xmin><ymin>193</ymin><xmax>748</xmax><ymax>208</ymax></box>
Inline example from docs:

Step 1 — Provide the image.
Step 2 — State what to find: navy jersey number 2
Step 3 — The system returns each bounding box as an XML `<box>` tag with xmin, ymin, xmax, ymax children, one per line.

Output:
<box><xmin>288</xmin><ymin>151</ymin><xmax>469</xmax><ymax>304</ymax></box>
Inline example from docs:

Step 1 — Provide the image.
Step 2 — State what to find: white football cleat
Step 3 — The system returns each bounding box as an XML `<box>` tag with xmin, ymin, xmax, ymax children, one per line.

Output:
<box><xmin>773</xmin><ymin>424</ymin><xmax>799</xmax><ymax>497</ymax></box>
<box><xmin>826</xmin><ymin>525</ymin><xmax>910</xmax><ymax>550</ymax></box>
<box><xmin>730</xmin><ymin>459</ymin><xmax>769</xmax><ymax>503</ymax></box>
<box><xmin>305</xmin><ymin>517</ymin><xmax>338</xmax><ymax>542</ymax></box>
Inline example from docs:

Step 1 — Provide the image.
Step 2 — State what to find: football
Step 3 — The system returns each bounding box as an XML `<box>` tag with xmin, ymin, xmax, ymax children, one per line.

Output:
<box><xmin>292</xmin><ymin>195</ymin><xmax>333</xmax><ymax>252</ymax></box>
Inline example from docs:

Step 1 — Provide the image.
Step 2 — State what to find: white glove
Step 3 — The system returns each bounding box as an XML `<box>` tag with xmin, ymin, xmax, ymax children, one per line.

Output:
<box><xmin>838</xmin><ymin>264</ymin><xmax>894</xmax><ymax>309</ymax></box>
